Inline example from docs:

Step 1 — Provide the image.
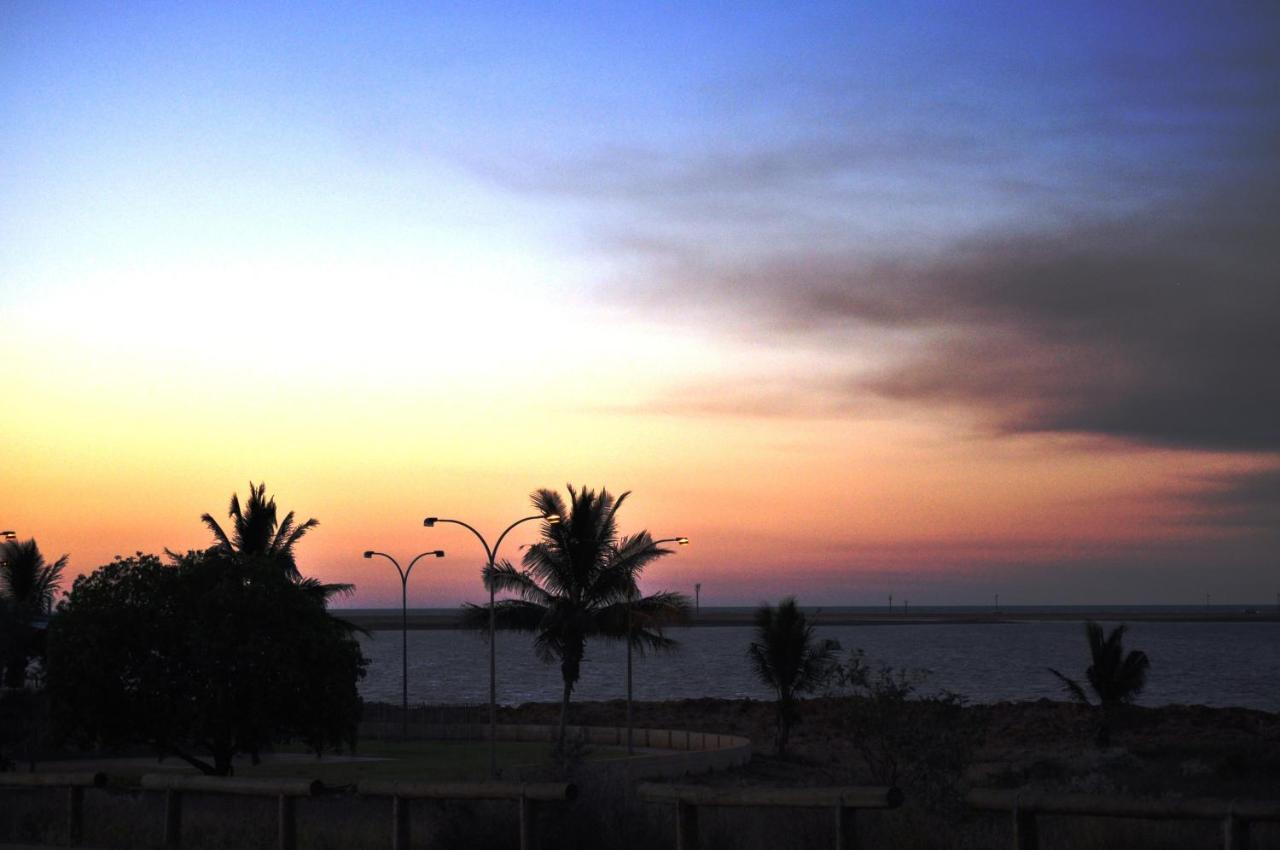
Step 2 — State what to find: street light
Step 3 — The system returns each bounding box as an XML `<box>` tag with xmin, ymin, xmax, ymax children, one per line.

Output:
<box><xmin>626</xmin><ymin>536</ymin><xmax>688</xmax><ymax>755</ymax></box>
<box><xmin>363</xmin><ymin>549</ymin><xmax>445</xmax><ymax>739</ymax></box>
<box><xmin>424</xmin><ymin>512</ymin><xmax>560</xmax><ymax>778</ymax></box>
<box><xmin>1</xmin><ymin>531</ymin><xmax>15</xmax><ymax>541</ymax></box>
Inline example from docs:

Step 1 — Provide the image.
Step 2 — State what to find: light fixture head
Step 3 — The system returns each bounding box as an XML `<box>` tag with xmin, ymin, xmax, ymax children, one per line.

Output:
<box><xmin>545</xmin><ymin>514</ymin><xmax>562</xmax><ymax>525</ymax></box>
<box><xmin>432</xmin><ymin>550</ymin><xmax>445</xmax><ymax>558</ymax></box>
<box><xmin>676</xmin><ymin>537</ymin><xmax>690</xmax><ymax>545</ymax></box>
<box><xmin>362</xmin><ymin>550</ymin><xmax>375</xmax><ymax>559</ymax></box>
<box><xmin>423</xmin><ymin>517</ymin><xmax>438</xmax><ymax>527</ymax></box>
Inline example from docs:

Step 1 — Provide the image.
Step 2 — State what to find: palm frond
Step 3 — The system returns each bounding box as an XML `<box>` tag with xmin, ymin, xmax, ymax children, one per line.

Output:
<box><xmin>1049</xmin><ymin>667</ymin><xmax>1091</xmax><ymax>705</ymax></box>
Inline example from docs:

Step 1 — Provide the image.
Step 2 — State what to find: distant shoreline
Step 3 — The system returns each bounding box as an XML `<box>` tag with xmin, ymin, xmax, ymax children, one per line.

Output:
<box><xmin>341</xmin><ymin>607</ymin><xmax>1280</xmax><ymax>631</ymax></box>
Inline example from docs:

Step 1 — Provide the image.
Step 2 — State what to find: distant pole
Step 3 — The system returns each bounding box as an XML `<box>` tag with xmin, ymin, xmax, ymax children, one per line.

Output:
<box><xmin>903</xmin><ymin>599</ymin><xmax>909</xmax><ymax>616</ymax></box>
<box><xmin>425</xmin><ymin>513</ymin><xmax>560</xmax><ymax>779</ymax></box>
<box><xmin>888</xmin><ymin>593</ymin><xmax>893</xmax><ymax>611</ymax></box>
<box><xmin>362</xmin><ymin>549</ymin><xmax>445</xmax><ymax>739</ymax></box>
<box><xmin>995</xmin><ymin>593</ymin><xmax>1000</xmax><ymax>613</ymax></box>
<box><xmin>1205</xmin><ymin>592</ymin><xmax>1211</xmax><ymax>611</ymax></box>
<box><xmin>694</xmin><ymin>582</ymin><xmax>701</xmax><ymax>616</ymax></box>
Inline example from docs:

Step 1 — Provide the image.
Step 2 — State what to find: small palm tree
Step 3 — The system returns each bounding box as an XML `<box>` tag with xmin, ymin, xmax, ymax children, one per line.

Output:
<box><xmin>201</xmin><ymin>482</ymin><xmax>318</xmax><ymax>578</ymax></box>
<box><xmin>0</xmin><ymin>538</ymin><xmax>68</xmax><ymax>688</ymax></box>
<box><xmin>465</xmin><ymin>485</ymin><xmax>690</xmax><ymax>749</ymax></box>
<box><xmin>1049</xmin><ymin>621</ymin><xmax>1150</xmax><ymax>747</ymax></box>
<box><xmin>748</xmin><ymin>598</ymin><xmax>839</xmax><ymax>756</ymax></box>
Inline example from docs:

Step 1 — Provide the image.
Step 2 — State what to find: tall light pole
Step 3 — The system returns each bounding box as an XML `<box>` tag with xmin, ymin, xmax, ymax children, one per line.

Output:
<box><xmin>363</xmin><ymin>549</ymin><xmax>445</xmax><ymax>739</ymax></box>
<box><xmin>424</xmin><ymin>512</ymin><xmax>559</xmax><ymax>778</ymax></box>
<box><xmin>626</xmin><ymin>536</ymin><xmax>688</xmax><ymax>755</ymax></box>
<box><xmin>694</xmin><ymin>582</ymin><xmax>701</xmax><ymax>616</ymax></box>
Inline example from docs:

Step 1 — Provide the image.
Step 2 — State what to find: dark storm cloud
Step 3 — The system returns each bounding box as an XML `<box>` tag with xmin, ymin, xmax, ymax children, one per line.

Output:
<box><xmin>850</xmin><ymin>184</ymin><xmax>1280</xmax><ymax>451</ymax></box>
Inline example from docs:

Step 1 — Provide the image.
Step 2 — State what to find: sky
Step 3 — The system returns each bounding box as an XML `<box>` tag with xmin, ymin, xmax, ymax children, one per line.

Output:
<box><xmin>2</xmin><ymin>2</ymin><xmax>1277</xmax><ymax>607</ymax></box>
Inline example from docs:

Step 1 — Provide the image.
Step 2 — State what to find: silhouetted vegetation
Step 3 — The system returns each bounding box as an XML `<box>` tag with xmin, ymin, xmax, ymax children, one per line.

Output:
<box><xmin>46</xmin><ymin>549</ymin><xmax>365</xmax><ymax>775</ymax></box>
<box><xmin>835</xmin><ymin>651</ymin><xmax>973</xmax><ymax>808</ymax></box>
<box><xmin>1049</xmin><ymin>620</ymin><xmax>1151</xmax><ymax>747</ymax></box>
<box><xmin>0</xmin><ymin>538</ymin><xmax>67</xmax><ymax>688</ymax></box>
<box><xmin>747</xmin><ymin>597</ymin><xmax>838</xmax><ymax>756</ymax></box>
<box><xmin>463</xmin><ymin>485</ymin><xmax>690</xmax><ymax>749</ymax></box>
<box><xmin>43</xmin><ymin>484</ymin><xmax>365</xmax><ymax>776</ymax></box>
<box><xmin>201</xmin><ymin>480</ymin><xmax>320</xmax><ymax>579</ymax></box>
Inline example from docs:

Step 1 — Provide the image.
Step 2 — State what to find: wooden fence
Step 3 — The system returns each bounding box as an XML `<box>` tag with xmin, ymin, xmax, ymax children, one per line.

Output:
<box><xmin>638</xmin><ymin>783</ymin><xmax>903</xmax><ymax>850</ymax></box>
<box><xmin>139</xmin><ymin>774</ymin><xmax>322</xmax><ymax>850</ymax></box>
<box><xmin>0</xmin><ymin>772</ymin><xmax>105</xmax><ymax>848</ymax></box>
<box><xmin>968</xmin><ymin>788</ymin><xmax>1280</xmax><ymax>850</ymax></box>
<box><xmin>358</xmin><ymin>780</ymin><xmax>576</xmax><ymax>850</ymax></box>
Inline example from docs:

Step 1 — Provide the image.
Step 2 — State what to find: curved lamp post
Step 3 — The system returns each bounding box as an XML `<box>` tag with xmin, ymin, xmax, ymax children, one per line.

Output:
<box><xmin>424</xmin><ymin>512</ymin><xmax>560</xmax><ymax>778</ymax></box>
<box><xmin>626</xmin><ymin>536</ymin><xmax>688</xmax><ymax>755</ymax></box>
<box><xmin>363</xmin><ymin>549</ymin><xmax>445</xmax><ymax>739</ymax></box>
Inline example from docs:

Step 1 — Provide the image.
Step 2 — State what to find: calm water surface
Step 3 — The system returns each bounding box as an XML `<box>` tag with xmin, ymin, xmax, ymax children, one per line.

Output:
<box><xmin>356</xmin><ymin>621</ymin><xmax>1280</xmax><ymax>712</ymax></box>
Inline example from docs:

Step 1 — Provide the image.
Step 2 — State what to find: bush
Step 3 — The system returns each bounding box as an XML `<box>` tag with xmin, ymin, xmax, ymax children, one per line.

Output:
<box><xmin>835</xmin><ymin>650</ymin><xmax>973</xmax><ymax>808</ymax></box>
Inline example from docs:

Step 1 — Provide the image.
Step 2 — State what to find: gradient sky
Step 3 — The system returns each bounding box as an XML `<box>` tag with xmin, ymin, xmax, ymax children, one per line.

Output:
<box><xmin>3</xmin><ymin>2</ymin><xmax>1277</xmax><ymax>606</ymax></box>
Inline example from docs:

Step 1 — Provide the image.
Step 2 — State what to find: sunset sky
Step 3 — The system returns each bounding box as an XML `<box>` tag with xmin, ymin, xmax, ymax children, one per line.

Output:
<box><xmin>3</xmin><ymin>3</ymin><xmax>1277</xmax><ymax>607</ymax></box>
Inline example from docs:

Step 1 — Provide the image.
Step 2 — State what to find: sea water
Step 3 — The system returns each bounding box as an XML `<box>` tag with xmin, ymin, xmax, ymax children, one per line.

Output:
<box><xmin>355</xmin><ymin>619</ymin><xmax>1280</xmax><ymax>712</ymax></box>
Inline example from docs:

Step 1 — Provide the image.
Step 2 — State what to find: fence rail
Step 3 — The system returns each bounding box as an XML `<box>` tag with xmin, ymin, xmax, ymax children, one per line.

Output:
<box><xmin>638</xmin><ymin>783</ymin><xmax>902</xmax><ymax>850</ymax></box>
<box><xmin>357</xmin><ymin>780</ymin><xmax>576</xmax><ymax>850</ymax></box>
<box><xmin>0</xmin><ymin>772</ymin><xmax>106</xmax><ymax>848</ymax></box>
<box><xmin>967</xmin><ymin>788</ymin><xmax>1280</xmax><ymax>850</ymax></box>
<box><xmin>139</xmin><ymin>774</ymin><xmax>322</xmax><ymax>850</ymax></box>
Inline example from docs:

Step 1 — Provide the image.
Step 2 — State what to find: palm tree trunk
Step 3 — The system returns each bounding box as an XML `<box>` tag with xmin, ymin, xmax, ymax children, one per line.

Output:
<box><xmin>776</xmin><ymin>691</ymin><xmax>791</xmax><ymax>757</ymax></box>
<box><xmin>558</xmin><ymin>675</ymin><xmax>573</xmax><ymax>749</ymax></box>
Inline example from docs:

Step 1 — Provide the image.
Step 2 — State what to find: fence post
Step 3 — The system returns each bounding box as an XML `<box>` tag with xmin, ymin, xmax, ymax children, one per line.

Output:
<box><xmin>676</xmin><ymin>800</ymin><xmax>699</xmax><ymax>850</ymax></box>
<box><xmin>1013</xmin><ymin>806</ymin><xmax>1038</xmax><ymax>850</ymax></box>
<box><xmin>278</xmin><ymin>794</ymin><xmax>296</xmax><ymax>850</ymax></box>
<box><xmin>519</xmin><ymin>794</ymin><xmax>535</xmax><ymax>850</ymax></box>
<box><xmin>1223</xmin><ymin>813</ymin><xmax>1250</xmax><ymax>850</ymax></box>
<box><xmin>163</xmin><ymin>789</ymin><xmax>182</xmax><ymax>848</ymax></box>
<box><xmin>834</xmin><ymin>805</ymin><xmax>857</xmax><ymax>850</ymax></box>
<box><xmin>392</xmin><ymin>795</ymin><xmax>410</xmax><ymax>850</ymax></box>
<box><xmin>66</xmin><ymin>785</ymin><xmax>84</xmax><ymax>847</ymax></box>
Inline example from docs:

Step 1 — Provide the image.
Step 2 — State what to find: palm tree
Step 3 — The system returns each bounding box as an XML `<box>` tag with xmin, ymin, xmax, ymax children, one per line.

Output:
<box><xmin>201</xmin><ymin>482</ymin><xmax>318</xmax><ymax>578</ymax></box>
<box><xmin>464</xmin><ymin>485</ymin><xmax>690</xmax><ymax>749</ymax></box>
<box><xmin>1049</xmin><ymin>620</ymin><xmax>1150</xmax><ymax>747</ymax></box>
<box><xmin>0</xmin><ymin>538</ymin><xmax>68</xmax><ymax>688</ymax></box>
<box><xmin>748</xmin><ymin>598</ymin><xmax>839</xmax><ymax>756</ymax></box>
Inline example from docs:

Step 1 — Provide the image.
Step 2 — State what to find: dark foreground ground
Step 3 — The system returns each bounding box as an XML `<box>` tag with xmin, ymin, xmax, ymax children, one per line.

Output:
<box><xmin>4</xmin><ymin>698</ymin><xmax>1278</xmax><ymax>849</ymax></box>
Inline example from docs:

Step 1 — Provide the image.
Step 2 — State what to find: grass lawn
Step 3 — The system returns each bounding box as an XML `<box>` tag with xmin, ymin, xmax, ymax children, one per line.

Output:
<box><xmin>259</xmin><ymin>739</ymin><xmax>626</xmax><ymax>783</ymax></box>
<box><xmin>35</xmin><ymin>739</ymin><xmax>628</xmax><ymax>784</ymax></box>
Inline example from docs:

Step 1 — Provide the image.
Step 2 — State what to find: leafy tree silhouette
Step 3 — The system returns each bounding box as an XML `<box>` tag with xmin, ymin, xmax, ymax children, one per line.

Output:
<box><xmin>748</xmin><ymin>597</ymin><xmax>838</xmax><ymax>756</ymax></box>
<box><xmin>1049</xmin><ymin>620</ymin><xmax>1150</xmax><ymax>747</ymax></box>
<box><xmin>463</xmin><ymin>485</ymin><xmax>689</xmax><ymax>749</ymax></box>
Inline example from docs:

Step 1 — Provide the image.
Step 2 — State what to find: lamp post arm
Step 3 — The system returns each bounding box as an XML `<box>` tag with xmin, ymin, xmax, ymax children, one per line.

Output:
<box><xmin>405</xmin><ymin>549</ymin><xmax>444</xmax><ymax>581</ymax></box>
<box><xmin>491</xmin><ymin>514</ymin><xmax>548</xmax><ymax>565</ymax></box>
<box><xmin>428</xmin><ymin>518</ymin><xmax>495</xmax><ymax>564</ymax></box>
<box><xmin>365</xmin><ymin>550</ymin><xmax>406</xmax><ymax>583</ymax></box>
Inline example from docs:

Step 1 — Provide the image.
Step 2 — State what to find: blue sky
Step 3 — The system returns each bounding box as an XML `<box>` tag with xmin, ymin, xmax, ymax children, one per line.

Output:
<box><xmin>3</xmin><ymin>2</ymin><xmax>1277</xmax><ymax>605</ymax></box>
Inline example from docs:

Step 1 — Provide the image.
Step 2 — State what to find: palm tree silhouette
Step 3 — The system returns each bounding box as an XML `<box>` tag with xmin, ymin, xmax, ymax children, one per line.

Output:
<box><xmin>1049</xmin><ymin>620</ymin><xmax>1150</xmax><ymax>747</ymax></box>
<box><xmin>201</xmin><ymin>482</ymin><xmax>318</xmax><ymax>578</ymax></box>
<box><xmin>748</xmin><ymin>597</ymin><xmax>838</xmax><ymax>756</ymax></box>
<box><xmin>464</xmin><ymin>485</ymin><xmax>690</xmax><ymax>749</ymax></box>
<box><xmin>200</xmin><ymin>483</ymin><xmax>352</xmax><ymax>608</ymax></box>
<box><xmin>0</xmin><ymin>538</ymin><xmax>68</xmax><ymax>688</ymax></box>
